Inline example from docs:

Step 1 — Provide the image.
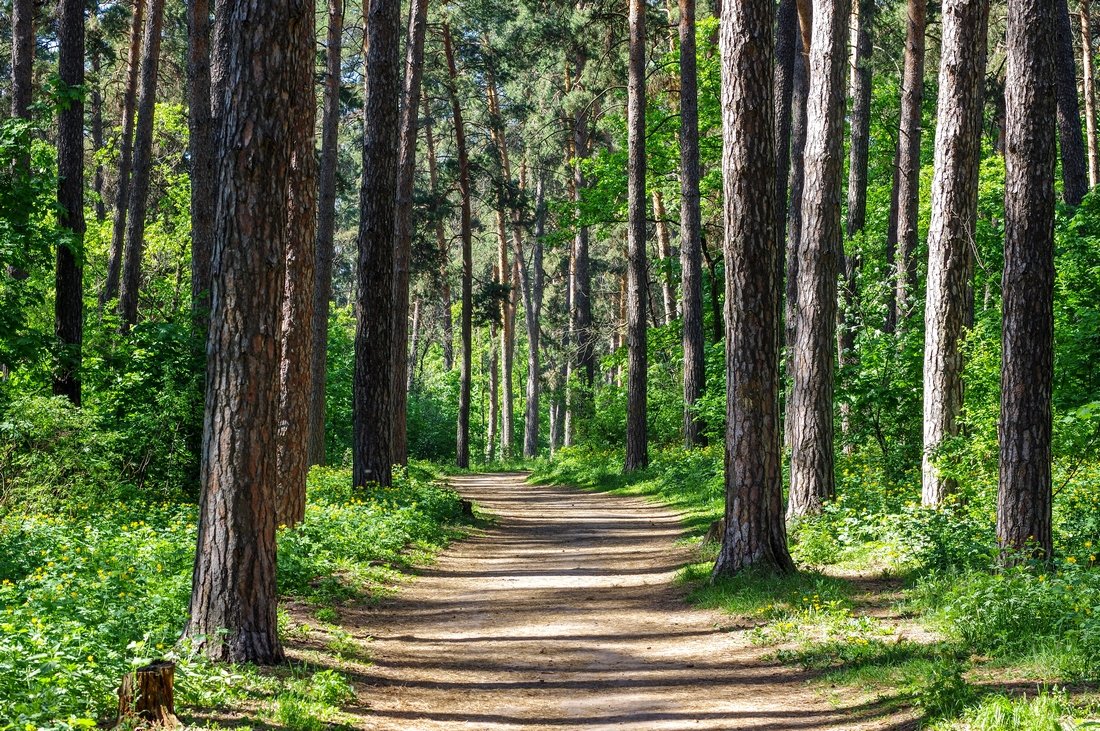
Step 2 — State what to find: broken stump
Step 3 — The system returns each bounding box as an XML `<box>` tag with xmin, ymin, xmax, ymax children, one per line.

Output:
<box><xmin>117</xmin><ymin>660</ymin><xmax>179</xmax><ymax>727</ymax></box>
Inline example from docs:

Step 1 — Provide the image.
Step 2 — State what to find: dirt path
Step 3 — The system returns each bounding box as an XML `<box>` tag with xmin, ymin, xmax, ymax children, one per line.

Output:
<box><xmin>338</xmin><ymin>473</ymin><xmax>911</xmax><ymax>730</ymax></box>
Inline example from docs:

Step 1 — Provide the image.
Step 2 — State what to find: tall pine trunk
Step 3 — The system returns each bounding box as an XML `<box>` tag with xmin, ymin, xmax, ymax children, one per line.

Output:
<box><xmin>353</xmin><ymin>0</ymin><xmax>402</xmax><ymax>487</ymax></box>
<box><xmin>713</xmin><ymin>0</ymin><xmax>795</xmax><ymax>578</ymax></box>
<box><xmin>999</xmin><ymin>0</ymin><xmax>1057</xmax><ymax>562</ymax></box>
<box><xmin>11</xmin><ymin>0</ymin><xmax>33</xmax><ymax>118</ymax></box>
<box><xmin>91</xmin><ymin>47</ymin><xmax>106</xmax><ymax>223</ymax></box>
<box><xmin>445</xmin><ymin>24</ymin><xmax>474</xmax><ymax>470</ymax></box>
<box><xmin>276</xmin><ymin>0</ymin><xmax>318</xmax><ymax>528</ymax></box>
<box><xmin>522</xmin><ymin>174</ymin><xmax>546</xmax><ymax>457</ymax></box>
<box><xmin>1056</xmin><ymin>0</ymin><xmax>1089</xmax><ymax>204</ymax></box>
<box><xmin>922</xmin><ymin>0</ymin><xmax>990</xmax><ymax>506</ymax></box>
<box><xmin>892</xmin><ymin>0</ymin><xmax>927</xmax><ymax>328</ymax></box>
<box><xmin>784</xmin><ymin>21</ymin><xmax>809</xmax><ymax>447</ymax></box>
<box><xmin>307</xmin><ymin>0</ymin><xmax>344</xmax><ymax>467</ymax></box>
<box><xmin>652</xmin><ymin>191</ymin><xmax>676</xmax><ymax>324</ymax></box>
<box><xmin>392</xmin><ymin>0</ymin><xmax>431</xmax><ymax>466</ymax></box>
<box><xmin>1082</xmin><ymin>0</ymin><xmax>1100</xmax><ymax>187</ymax></box>
<box><xmin>188</xmin><ymin>0</ymin><xmax>215</xmax><ymax>323</ymax></box>
<box><xmin>624</xmin><ymin>0</ymin><xmax>649</xmax><ymax>472</ymax></box>
<box><xmin>102</xmin><ymin>0</ymin><xmax>145</xmax><ymax>307</ymax></box>
<box><xmin>55</xmin><ymin>0</ymin><xmax>84</xmax><ymax>405</ymax></box>
<box><xmin>787</xmin><ymin>0</ymin><xmax>848</xmax><ymax>519</ymax></box>
<box><xmin>422</xmin><ymin>98</ymin><xmax>454</xmax><ymax>373</ymax></box>
<box><xmin>185</xmin><ymin>0</ymin><xmax>293</xmax><ymax>664</ymax></box>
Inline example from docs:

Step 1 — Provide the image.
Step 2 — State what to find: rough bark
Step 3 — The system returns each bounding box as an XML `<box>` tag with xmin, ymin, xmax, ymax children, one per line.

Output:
<box><xmin>118</xmin><ymin>0</ymin><xmax>166</xmax><ymax>330</ymax></box>
<box><xmin>408</xmin><ymin>297</ymin><xmax>421</xmax><ymax>392</ymax></box>
<box><xmin>784</xmin><ymin>21</ymin><xmax>808</xmax><ymax>447</ymax></box>
<box><xmin>422</xmin><ymin>97</ymin><xmax>454</xmax><ymax>373</ymax></box>
<box><xmin>892</xmin><ymin>0</ymin><xmax>927</xmax><ymax>328</ymax></box>
<box><xmin>787</xmin><ymin>0</ymin><xmax>848</xmax><ymax>519</ymax></box>
<box><xmin>921</xmin><ymin>0</ymin><xmax>990</xmax><ymax>506</ymax></box>
<box><xmin>652</xmin><ymin>191</ymin><xmax>677</xmax><ymax>324</ymax></box>
<box><xmin>998</xmin><ymin>0</ymin><xmax>1056</xmax><ymax>562</ymax></box>
<box><xmin>54</xmin><ymin>0</ymin><xmax>85</xmax><ymax>405</ymax></box>
<box><xmin>624</xmin><ymin>0</ymin><xmax>649</xmax><ymax>472</ymax></box>
<box><xmin>276</xmin><ymin>0</ymin><xmax>318</xmax><ymax>528</ymax></box>
<box><xmin>102</xmin><ymin>0</ymin><xmax>146</xmax><ymax>307</ymax></box>
<box><xmin>188</xmin><ymin>0</ymin><xmax>215</xmax><ymax>324</ymax></box>
<box><xmin>91</xmin><ymin>48</ymin><xmax>106</xmax><ymax>223</ymax></box>
<box><xmin>774</xmin><ymin>0</ymin><xmax>797</xmax><ymax>284</ymax></box>
<box><xmin>185</xmin><ymin>0</ymin><xmax>293</xmax><ymax>664</ymax></box>
<box><xmin>353</xmin><ymin>0</ymin><xmax>402</xmax><ymax>487</ymax></box>
<box><xmin>307</xmin><ymin>0</ymin><xmax>344</xmax><ymax>467</ymax></box>
<box><xmin>1082</xmin><ymin>0</ymin><xmax>1100</xmax><ymax>187</ymax></box>
<box><xmin>11</xmin><ymin>0</ymin><xmax>33</xmax><ymax>119</ymax></box>
<box><xmin>680</xmin><ymin>0</ymin><xmax>706</xmax><ymax>448</ymax></box>
<box><xmin>1056</xmin><ymin>0</ymin><xmax>1090</xmax><ymax>204</ymax></box>
<box><xmin>445</xmin><ymin>24</ymin><xmax>474</xmax><ymax>469</ymax></box>
<box><xmin>392</xmin><ymin>0</ymin><xmax>431</xmax><ymax>466</ymax></box>
<box><xmin>522</xmin><ymin>173</ymin><xmax>546</xmax><ymax>457</ymax></box>
<box><xmin>713</xmin><ymin>0</ymin><xmax>795</xmax><ymax>578</ymax></box>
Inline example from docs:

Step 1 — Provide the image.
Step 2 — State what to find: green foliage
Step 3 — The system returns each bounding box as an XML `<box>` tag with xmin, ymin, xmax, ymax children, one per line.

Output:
<box><xmin>949</xmin><ymin>691</ymin><xmax>1071</xmax><ymax>731</ymax></box>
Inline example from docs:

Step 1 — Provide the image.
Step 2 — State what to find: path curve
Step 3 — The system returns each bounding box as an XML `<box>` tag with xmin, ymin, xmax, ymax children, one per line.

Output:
<box><xmin>347</xmin><ymin>473</ymin><xmax>909</xmax><ymax>730</ymax></box>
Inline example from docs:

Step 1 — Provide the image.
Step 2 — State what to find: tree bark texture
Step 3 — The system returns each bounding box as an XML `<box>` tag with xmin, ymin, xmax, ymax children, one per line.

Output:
<box><xmin>189</xmin><ymin>0</ymin><xmax>215</xmax><ymax>324</ymax></box>
<box><xmin>892</xmin><ymin>0</ymin><xmax>927</xmax><ymax>328</ymax></box>
<box><xmin>54</xmin><ymin>0</ymin><xmax>85</xmax><ymax>405</ymax></box>
<box><xmin>11</xmin><ymin>0</ymin><xmax>33</xmax><ymax>118</ymax></box>
<box><xmin>712</xmin><ymin>0</ymin><xmax>795</xmax><ymax>578</ymax></box>
<box><xmin>567</xmin><ymin>64</ymin><xmax>595</xmax><ymax>445</ymax></box>
<box><xmin>921</xmin><ymin>0</ymin><xmax>990</xmax><ymax>506</ymax></box>
<box><xmin>652</xmin><ymin>191</ymin><xmax>677</xmax><ymax>325</ymax></box>
<box><xmin>998</xmin><ymin>0</ymin><xmax>1057</xmax><ymax>562</ymax></box>
<box><xmin>102</xmin><ymin>0</ymin><xmax>146</xmax><ymax>307</ymax></box>
<box><xmin>680</xmin><ymin>0</ymin><xmax>706</xmax><ymax>448</ymax></box>
<box><xmin>486</xmin><ymin>317</ymin><xmax>500</xmax><ymax>461</ymax></box>
<box><xmin>523</xmin><ymin>174</ymin><xmax>546</xmax><ymax>457</ymax></box>
<box><xmin>1082</xmin><ymin>0</ymin><xmax>1100</xmax><ymax>187</ymax></box>
<box><xmin>353</xmin><ymin>0</ymin><xmax>402</xmax><ymax>487</ymax></box>
<box><xmin>391</xmin><ymin>0</ymin><xmax>431</xmax><ymax>466</ymax></box>
<box><xmin>423</xmin><ymin>98</ymin><xmax>454</xmax><ymax>373</ymax></box>
<box><xmin>444</xmin><ymin>24</ymin><xmax>474</xmax><ymax>469</ymax></box>
<box><xmin>784</xmin><ymin>24</ymin><xmax>808</xmax><ymax>447</ymax></box>
<box><xmin>774</xmin><ymin>0</ymin><xmax>797</xmax><ymax>284</ymax></box>
<box><xmin>276</xmin><ymin>0</ymin><xmax>318</xmax><ymax>528</ymax></box>
<box><xmin>1056</xmin><ymin>0</ymin><xmax>1089</xmax><ymax>205</ymax></box>
<box><xmin>118</xmin><ymin>0</ymin><xmax>166</xmax><ymax>330</ymax></box>
<box><xmin>624</xmin><ymin>0</ymin><xmax>649</xmax><ymax>473</ymax></box>
<box><xmin>307</xmin><ymin>0</ymin><xmax>344</xmax><ymax>467</ymax></box>
<box><xmin>186</xmin><ymin>0</ymin><xmax>294</xmax><ymax>665</ymax></box>
<box><xmin>788</xmin><ymin>0</ymin><xmax>848</xmax><ymax>519</ymax></box>
<box><xmin>91</xmin><ymin>48</ymin><xmax>106</xmax><ymax>223</ymax></box>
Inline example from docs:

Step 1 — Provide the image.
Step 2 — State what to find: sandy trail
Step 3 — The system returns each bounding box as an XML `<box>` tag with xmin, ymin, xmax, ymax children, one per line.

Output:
<box><xmin>341</xmin><ymin>473</ymin><xmax>910</xmax><ymax>730</ymax></box>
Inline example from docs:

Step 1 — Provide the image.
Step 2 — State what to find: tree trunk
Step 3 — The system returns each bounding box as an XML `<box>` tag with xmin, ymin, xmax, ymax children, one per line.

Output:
<box><xmin>422</xmin><ymin>97</ymin><xmax>454</xmax><ymax>373</ymax></box>
<box><xmin>787</xmin><ymin>0</ymin><xmax>848</xmax><ymax>519</ymax></box>
<box><xmin>118</xmin><ymin>0</ymin><xmax>166</xmax><ymax>330</ymax></box>
<box><xmin>353</xmin><ymin>0</ymin><xmax>402</xmax><ymax>488</ymax></box>
<box><xmin>117</xmin><ymin>661</ymin><xmax>178</xmax><ymax>727</ymax></box>
<box><xmin>91</xmin><ymin>48</ymin><xmax>106</xmax><ymax>223</ymax></box>
<box><xmin>567</xmin><ymin>57</ymin><xmax>595</xmax><ymax>446</ymax></box>
<box><xmin>774</xmin><ymin>0</ymin><xmax>797</xmax><ymax>288</ymax></box>
<box><xmin>625</xmin><ymin>0</ymin><xmax>649</xmax><ymax>472</ymax></box>
<box><xmin>784</xmin><ymin>22</ymin><xmax>808</xmax><ymax>447</ymax></box>
<box><xmin>445</xmin><ymin>24</ymin><xmax>474</xmax><ymax>470</ymax></box>
<box><xmin>522</xmin><ymin>173</ymin><xmax>546</xmax><ymax>458</ymax></box>
<box><xmin>652</xmin><ymin>191</ymin><xmax>677</xmax><ymax>324</ymax></box>
<box><xmin>11</xmin><ymin>0</ymin><xmax>33</xmax><ymax>119</ymax></box>
<box><xmin>307</xmin><ymin>0</ymin><xmax>344</xmax><ymax>467</ymax></box>
<box><xmin>680</xmin><ymin>0</ymin><xmax>706</xmax><ymax>448</ymax></box>
<box><xmin>491</xmin><ymin>167</ymin><xmax>516</xmax><ymax>460</ymax></box>
<box><xmin>392</xmin><ymin>0</ymin><xmax>431</xmax><ymax>466</ymax></box>
<box><xmin>188</xmin><ymin>0</ymin><xmax>215</xmax><ymax>324</ymax></box>
<box><xmin>486</xmin><ymin>317</ymin><xmax>500</xmax><ymax>462</ymax></box>
<box><xmin>713</xmin><ymin>0</ymin><xmax>795</xmax><ymax>578</ymax></box>
<box><xmin>922</xmin><ymin>0</ymin><xmax>990</xmax><ymax>506</ymax></box>
<box><xmin>1082</xmin><ymin>0</ymin><xmax>1100</xmax><ymax>187</ymax></box>
<box><xmin>892</xmin><ymin>0</ymin><xmax>927</xmax><ymax>328</ymax></box>
<box><xmin>185</xmin><ymin>0</ymin><xmax>293</xmax><ymax>664</ymax></box>
<box><xmin>1056</xmin><ymin>0</ymin><xmax>1090</xmax><ymax>204</ymax></box>
<box><xmin>999</xmin><ymin>0</ymin><xmax>1056</xmax><ymax>563</ymax></box>
<box><xmin>408</xmin><ymin>297</ymin><xmax>421</xmax><ymax>392</ymax></box>
<box><xmin>102</xmin><ymin>0</ymin><xmax>145</xmax><ymax>307</ymax></box>
<box><xmin>54</xmin><ymin>0</ymin><xmax>84</xmax><ymax>406</ymax></box>
<box><xmin>276</xmin><ymin>0</ymin><xmax>318</xmax><ymax>528</ymax></box>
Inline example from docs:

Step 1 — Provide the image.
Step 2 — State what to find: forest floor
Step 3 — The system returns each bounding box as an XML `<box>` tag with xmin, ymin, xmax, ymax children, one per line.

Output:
<box><xmin>264</xmin><ymin>473</ymin><xmax>921</xmax><ymax>730</ymax></box>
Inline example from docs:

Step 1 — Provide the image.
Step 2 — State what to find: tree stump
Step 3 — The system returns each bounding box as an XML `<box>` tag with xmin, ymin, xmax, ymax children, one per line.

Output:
<box><xmin>117</xmin><ymin>660</ymin><xmax>179</xmax><ymax>727</ymax></box>
<box><xmin>703</xmin><ymin>519</ymin><xmax>725</xmax><ymax>545</ymax></box>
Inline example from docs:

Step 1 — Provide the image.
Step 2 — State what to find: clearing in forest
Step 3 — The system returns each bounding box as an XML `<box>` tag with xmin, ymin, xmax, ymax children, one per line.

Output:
<box><xmin>322</xmin><ymin>473</ymin><xmax>913</xmax><ymax>730</ymax></box>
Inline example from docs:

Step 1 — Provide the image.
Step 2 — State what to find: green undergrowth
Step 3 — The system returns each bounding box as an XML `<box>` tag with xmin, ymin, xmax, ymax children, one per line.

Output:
<box><xmin>0</xmin><ymin>464</ymin><xmax>471</xmax><ymax>729</ymax></box>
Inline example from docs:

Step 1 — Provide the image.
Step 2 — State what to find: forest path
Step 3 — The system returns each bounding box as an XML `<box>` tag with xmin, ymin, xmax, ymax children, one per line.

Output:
<box><xmin>341</xmin><ymin>473</ymin><xmax>910</xmax><ymax>730</ymax></box>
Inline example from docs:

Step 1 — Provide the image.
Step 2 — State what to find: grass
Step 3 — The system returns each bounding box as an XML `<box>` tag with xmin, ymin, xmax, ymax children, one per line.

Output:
<box><xmin>0</xmin><ymin>463</ymin><xmax>472</xmax><ymax>729</ymax></box>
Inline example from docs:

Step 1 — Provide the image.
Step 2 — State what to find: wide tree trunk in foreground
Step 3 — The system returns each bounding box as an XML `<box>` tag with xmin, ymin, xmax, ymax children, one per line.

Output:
<box><xmin>713</xmin><ymin>0</ymin><xmax>795</xmax><ymax>578</ymax></box>
<box><xmin>185</xmin><ymin>0</ymin><xmax>293</xmax><ymax>664</ymax></box>
<box><xmin>998</xmin><ymin>0</ymin><xmax>1056</xmax><ymax>562</ymax></box>
<box><xmin>307</xmin><ymin>0</ymin><xmax>344</xmax><ymax>467</ymax></box>
<box><xmin>445</xmin><ymin>24</ymin><xmax>474</xmax><ymax>469</ymax></box>
<box><xmin>1082</xmin><ymin>0</ymin><xmax>1100</xmax><ymax>187</ymax></box>
<box><xmin>921</xmin><ymin>0</ymin><xmax>990</xmax><ymax>506</ymax></box>
<box><xmin>680</xmin><ymin>0</ymin><xmax>706</xmax><ymax>447</ymax></box>
<box><xmin>787</xmin><ymin>0</ymin><xmax>848</xmax><ymax>519</ymax></box>
<box><xmin>54</xmin><ymin>0</ymin><xmax>84</xmax><ymax>405</ymax></box>
<box><xmin>892</xmin><ymin>0</ymin><xmax>927</xmax><ymax>328</ymax></box>
<box><xmin>188</xmin><ymin>0</ymin><xmax>215</xmax><ymax>324</ymax></box>
<box><xmin>392</xmin><ymin>0</ymin><xmax>431</xmax><ymax>466</ymax></box>
<box><xmin>118</xmin><ymin>0</ymin><xmax>166</xmax><ymax>330</ymax></box>
<box><xmin>353</xmin><ymin>0</ymin><xmax>402</xmax><ymax>487</ymax></box>
<box><xmin>276</xmin><ymin>0</ymin><xmax>318</xmax><ymax>528</ymax></box>
<box><xmin>102</xmin><ymin>0</ymin><xmax>146</xmax><ymax>307</ymax></box>
<box><xmin>1056</xmin><ymin>0</ymin><xmax>1089</xmax><ymax>205</ymax></box>
<box><xmin>624</xmin><ymin>0</ymin><xmax>649</xmax><ymax>473</ymax></box>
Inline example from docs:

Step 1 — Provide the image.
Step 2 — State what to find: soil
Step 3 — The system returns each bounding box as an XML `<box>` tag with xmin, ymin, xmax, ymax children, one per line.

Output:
<box><xmin>324</xmin><ymin>473</ymin><xmax>917</xmax><ymax>730</ymax></box>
